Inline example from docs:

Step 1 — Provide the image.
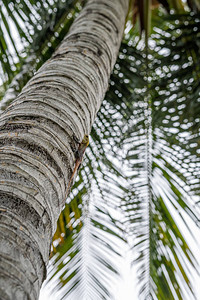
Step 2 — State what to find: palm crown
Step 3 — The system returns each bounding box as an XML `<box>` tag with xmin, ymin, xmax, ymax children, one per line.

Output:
<box><xmin>0</xmin><ymin>0</ymin><xmax>200</xmax><ymax>299</ymax></box>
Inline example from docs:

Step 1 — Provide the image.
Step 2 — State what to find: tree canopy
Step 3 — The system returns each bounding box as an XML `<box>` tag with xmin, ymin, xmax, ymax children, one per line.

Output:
<box><xmin>0</xmin><ymin>0</ymin><xmax>200</xmax><ymax>299</ymax></box>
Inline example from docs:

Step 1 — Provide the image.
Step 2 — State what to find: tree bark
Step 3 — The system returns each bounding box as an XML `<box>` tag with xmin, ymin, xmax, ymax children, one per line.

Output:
<box><xmin>0</xmin><ymin>0</ymin><xmax>129</xmax><ymax>299</ymax></box>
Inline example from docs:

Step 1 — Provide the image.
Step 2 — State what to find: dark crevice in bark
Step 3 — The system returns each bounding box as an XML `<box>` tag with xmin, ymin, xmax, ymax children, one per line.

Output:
<box><xmin>0</xmin><ymin>115</ymin><xmax>79</xmax><ymax>148</ymax></box>
<box><xmin>0</xmin><ymin>138</ymin><xmax>63</xmax><ymax>178</ymax></box>
<box><xmin>0</xmin><ymin>123</ymin><xmax>32</xmax><ymax>133</ymax></box>
<box><xmin>0</xmin><ymin>193</ymin><xmax>47</xmax><ymax>230</ymax></box>
<box><xmin>0</xmin><ymin>150</ymin><xmax>64</xmax><ymax>211</ymax></box>
<box><xmin>66</xmin><ymin>32</ymin><xmax>112</xmax><ymax>72</ymax></box>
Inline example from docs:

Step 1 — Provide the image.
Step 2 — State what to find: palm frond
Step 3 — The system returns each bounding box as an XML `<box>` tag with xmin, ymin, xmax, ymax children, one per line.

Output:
<box><xmin>121</xmin><ymin>19</ymin><xmax>200</xmax><ymax>298</ymax></box>
<box><xmin>0</xmin><ymin>0</ymin><xmax>83</xmax><ymax>110</ymax></box>
<box><xmin>44</xmin><ymin>142</ymin><xmax>126</xmax><ymax>299</ymax></box>
<box><xmin>152</xmin><ymin>12</ymin><xmax>200</xmax><ymax>130</ymax></box>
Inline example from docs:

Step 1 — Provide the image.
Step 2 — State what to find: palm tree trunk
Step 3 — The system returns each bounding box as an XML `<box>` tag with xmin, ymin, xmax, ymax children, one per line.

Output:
<box><xmin>0</xmin><ymin>0</ymin><xmax>129</xmax><ymax>299</ymax></box>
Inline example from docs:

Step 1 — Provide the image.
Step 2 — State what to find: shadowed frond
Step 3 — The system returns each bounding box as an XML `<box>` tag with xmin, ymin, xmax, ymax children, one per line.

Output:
<box><xmin>44</xmin><ymin>142</ymin><xmax>126</xmax><ymax>299</ymax></box>
<box><xmin>0</xmin><ymin>0</ymin><xmax>83</xmax><ymax>109</ymax></box>
<box><xmin>121</xmin><ymin>20</ymin><xmax>200</xmax><ymax>298</ymax></box>
<box><xmin>152</xmin><ymin>12</ymin><xmax>200</xmax><ymax>130</ymax></box>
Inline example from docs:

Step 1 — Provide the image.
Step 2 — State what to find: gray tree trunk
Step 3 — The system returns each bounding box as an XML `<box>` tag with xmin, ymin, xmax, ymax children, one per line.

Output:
<box><xmin>0</xmin><ymin>0</ymin><xmax>129</xmax><ymax>299</ymax></box>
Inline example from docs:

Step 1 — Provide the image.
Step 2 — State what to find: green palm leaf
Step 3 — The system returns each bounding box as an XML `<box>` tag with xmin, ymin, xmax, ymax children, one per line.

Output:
<box><xmin>45</xmin><ymin>137</ymin><xmax>126</xmax><ymax>299</ymax></box>
<box><xmin>122</xmin><ymin>12</ymin><xmax>200</xmax><ymax>299</ymax></box>
<box><xmin>0</xmin><ymin>0</ymin><xmax>83</xmax><ymax>110</ymax></box>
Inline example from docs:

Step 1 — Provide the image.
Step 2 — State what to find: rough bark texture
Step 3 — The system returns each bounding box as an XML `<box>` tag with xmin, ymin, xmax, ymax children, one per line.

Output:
<box><xmin>0</xmin><ymin>0</ymin><xmax>129</xmax><ymax>299</ymax></box>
